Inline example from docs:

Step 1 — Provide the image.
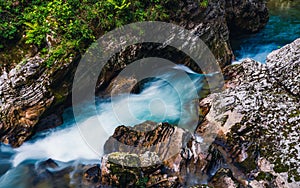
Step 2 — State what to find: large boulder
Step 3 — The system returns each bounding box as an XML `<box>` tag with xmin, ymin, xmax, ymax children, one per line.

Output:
<box><xmin>225</xmin><ymin>0</ymin><xmax>269</xmax><ymax>33</ymax></box>
<box><xmin>0</xmin><ymin>54</ymin><xmax>79</xmax><ymax>147</ymax></box>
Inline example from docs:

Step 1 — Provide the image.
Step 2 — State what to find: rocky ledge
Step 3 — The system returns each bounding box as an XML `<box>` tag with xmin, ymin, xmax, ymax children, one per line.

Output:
<box><xmin>83</xmin><ymin>38</ymin><xmax>299</xmax><ymax>187</ymax></box>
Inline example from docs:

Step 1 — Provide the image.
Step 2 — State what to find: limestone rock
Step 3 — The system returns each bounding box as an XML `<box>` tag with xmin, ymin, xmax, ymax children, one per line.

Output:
<box><xmin>196</xmin><ymin>38</ymin><xmax>300</xmax><ymax>187</ymax></box>
<box><xmin>0</xmin><ymin>51</ymin><xmax>79</xmax><ymax>147</ymax></box>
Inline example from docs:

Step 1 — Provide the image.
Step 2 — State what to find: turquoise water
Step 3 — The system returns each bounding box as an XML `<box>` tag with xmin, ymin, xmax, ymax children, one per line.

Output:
<box><xmin>231</xmin><ymin>0</ymin><xmax>300</xmax><ymax>63</ymax></box>
<box><xmin>0</xmin><ymin>65</ymin><xmax>210</xmax><ymax>187</ymax></box>
<box><xmin>1</xmin><ymin>1</ymin><xmax>299</xmax><ymax>186</ymax></box>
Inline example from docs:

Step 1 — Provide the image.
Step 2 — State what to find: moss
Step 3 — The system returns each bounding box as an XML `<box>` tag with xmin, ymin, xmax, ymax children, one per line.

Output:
<box><xmin>288</xmin><ymin>169</ymin><xmax>300</xmax><ymax>183</ymax></box>
<box><xmin>108</xmin><ymin>152</ymin><xmax>141</xmax><ymax>167</ymax></box>
<box><xmin>239</xmin><ymin>157</ymin><xmax>257</xmax><ymax>173</ymax></box>
<box><xmin>294</xmin><ymin>173</ymin><xmax>300</xmax><ymax>182</ymax></box>
<box><xmin>230</xmin><ymin>123</ymin><xmax>241</xmax><ymax>133</ymax></box>
<box><xmin>199</xmin><ymin>0</ymin><xmax>209</xmax><ymax>8</ymax></box>
<box><xmin>256</xmin><ymin>172</ymin><xmax>274</xmax><ymax>181</ymax></box>
<box><xmin>273</xmin><ymin>162</ymin><xmax>289</xmax><ymax>173</ymax></box>
<box><xmin>289</xmin><ymin>110</ymin><xmax>300</xmax><ymax>118</ymax></box>
<box><xmin>51</xmin><ymin>81</ymin><xmax>70</xmax><ymax>106</ymax></box>
<box><xmin>136</xmin><ymin>176</ymin><xmax>149</xmax><ymax>188</ymax></box>
<box><xmin>107</xmin><ymin>152</ymin><xmax>157</xmax><ymax>187</ymax></box>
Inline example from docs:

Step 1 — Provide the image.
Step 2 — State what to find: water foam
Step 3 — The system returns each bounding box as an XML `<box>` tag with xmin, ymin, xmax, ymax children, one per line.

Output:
<box><xmin>11</xmin><ymin>65</ymin><xmax>207</xmax><ymax>166</ymax></box>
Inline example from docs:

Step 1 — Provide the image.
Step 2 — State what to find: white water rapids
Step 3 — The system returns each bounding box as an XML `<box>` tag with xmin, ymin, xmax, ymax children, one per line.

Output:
<box><xmin>0</xmin><ymin>65</ymin><xmax>214</xmax><ymax>184</ymax></box>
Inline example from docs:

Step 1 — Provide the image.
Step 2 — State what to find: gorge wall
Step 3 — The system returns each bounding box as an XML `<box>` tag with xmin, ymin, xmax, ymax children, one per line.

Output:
<box><xmin>0</xmin><ymin>0</ymin><xmax>268</xmax><ymax>147</ymax></box>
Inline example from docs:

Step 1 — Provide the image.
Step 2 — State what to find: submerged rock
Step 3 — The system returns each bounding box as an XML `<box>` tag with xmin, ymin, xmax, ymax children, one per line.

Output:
<box><xmin>82</xmin><ymin>165</ymin><xmax>102</xmax><ymax>187</ymax></box>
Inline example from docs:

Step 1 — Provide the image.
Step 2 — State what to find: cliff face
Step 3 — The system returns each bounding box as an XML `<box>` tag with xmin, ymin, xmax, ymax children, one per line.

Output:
<box><xmin>0</xmin><ymin>0</ymin><xmax>269</xmax><ymax>147</ymax></box>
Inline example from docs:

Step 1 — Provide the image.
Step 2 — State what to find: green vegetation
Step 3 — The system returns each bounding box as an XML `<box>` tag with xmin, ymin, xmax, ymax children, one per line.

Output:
<box><xmin>0</xmin><ymin>0</ymin><xmax>184</xmax><ymax>66</ymax></box>
<box><xmin>136</xmin><ymin>176</ymin><xmax>148</xmax><ymax>188</ymax></box>
<box><xmin>200</xmin><ymin>0</ymin><xmax>208</xmax><ymax>8</ymax></box>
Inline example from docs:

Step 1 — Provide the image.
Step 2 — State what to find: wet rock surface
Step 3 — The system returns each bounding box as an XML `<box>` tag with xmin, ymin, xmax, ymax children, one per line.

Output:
<box><xmin>96</xmin><ymin>121</ymin><xmax>241</xmax><ymax>187</ymax></box>
<box><xmin>101</xmin><ymin>122</ymin><xmax>211</xmax><ymax>187</ymax></box>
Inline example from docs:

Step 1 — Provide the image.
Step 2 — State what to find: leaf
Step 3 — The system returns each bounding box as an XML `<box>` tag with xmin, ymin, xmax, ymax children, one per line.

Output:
<box><xmin>24</xmin><ymin>22</ymin><xmax>36</xmax><ymax>29</ymax></box>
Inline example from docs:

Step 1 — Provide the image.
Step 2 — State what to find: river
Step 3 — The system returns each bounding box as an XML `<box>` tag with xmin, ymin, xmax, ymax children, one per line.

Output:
<box><xmin>0</xmin><ymin>64</ymin><xmax>209</xmax><ymax>187</ymax></box>
<box><xmin>0</xmin><ymin>1</ymin><xmax>299</xmax><ymax>187</ymax></box>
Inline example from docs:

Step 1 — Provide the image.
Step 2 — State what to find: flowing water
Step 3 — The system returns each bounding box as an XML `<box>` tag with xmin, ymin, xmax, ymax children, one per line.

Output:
<box><xmin>1</xmin><ymin>1</ymin><xmax>299</xmax><ymax>186</ymax></box>
<box><xmin>231</xmin><ymin>0</ymin><xmax>300</xmax><ymax>63</ymax></box>
<box><xmin>0</xmin><ymin>65</ymin><xmax>211</xmax><ymax>187</ymax></box>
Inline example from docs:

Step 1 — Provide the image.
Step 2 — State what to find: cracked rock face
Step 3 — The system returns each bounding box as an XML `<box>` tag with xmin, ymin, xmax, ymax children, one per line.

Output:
<box><xmin>0</xmin><ymin>54</ymin><xmax>78</xmax><ymax>147</ymax></box>
<box><xmin>0</xmin><ymin>57</ymin><xmax>54</xmax><ymax>146</ymax></box>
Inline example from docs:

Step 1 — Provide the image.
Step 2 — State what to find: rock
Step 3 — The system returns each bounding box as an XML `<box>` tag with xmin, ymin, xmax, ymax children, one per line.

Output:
<box><xmin>208</xmin><ymin>168</ymin><xmax>240</xmax><ymax>188</ymax></box>
<box><xmin>0</xmin><ymin>0</ymin><xmax>269</xmax><ymax>147</ymax></box>
<box><xmin>196</xmin><ymin>38</ymin><xmax>300</xmax><ymax>187</ymax></box>
<box><xmin>99</xmin><ymin>122</ymin><xmax>228</xmax><ymax>187</ymax></box>
<box><xmin>0</xmin><ymin>56</ymin><xmax>53</xmax><ymax>146</ymax></box>
<box><xmin>102</xmin><ymin>75</ymin><xmax>138</xmax><ymax>97</ymax></box>
<box><xmin>225</xmin><ymin>0</ymin><xmax>269</xmax><ymax>33</ymax></box>
<box><xmin>27</xmin><ymin>159</ymin><xmax>102</xmax><ymax>188</ymax></box>
<box><xmin>34</xmin><ymin>160</ymin><xmax>74</xmax><ymax>188</ymax></box>
<box><xmin>266</xmin><ymin>38</ymin><xmax>300</xmax><ymax>96</ymax></box>
<box><xmin>82</xmin><ymin>165</ymin><xmax>101</xmax><ymax>186</ymax></box>
<box><xmin>38</xmin><ymin>158</ymin><xmax>59</xmax><ymax>169</ymax></box>
<box><xmin>100</xmin><ymin>152</ymin><xmax>173</xmax><ymax>187</ymax></box>
<box><xmin>34</xmin><ymin>113</ymin><xmax>63</xmax><ymax>132</ymax></box>
<box><xmin>0</xmin><ymin>53</ymin><xmax>78</xmax><ymax>147</ymax></box>
<box><xmin>104</xmin><ymin>121</ymin><xmax>193</xmax><ymax>166</ymax></box>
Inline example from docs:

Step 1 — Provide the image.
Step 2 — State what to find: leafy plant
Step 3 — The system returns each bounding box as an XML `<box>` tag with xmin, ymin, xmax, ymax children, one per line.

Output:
<box><xmin>1</xmin><ymin>0</ymin><xmax>177</xmax><ymax>65</ymax></box>
<box><xmin>136</xmin><ymin>176</ymin><xmax>149</xmax><ymax>188</ymax></box>
<box><xmin>199</xmin><ymin>0</ymin><xmax>209</xmax><ymax>8</ymax></box>
<box><xmin>107</xmin><ymin>0</ymin><xmax>131</xmax><ymax>10</ymax></box>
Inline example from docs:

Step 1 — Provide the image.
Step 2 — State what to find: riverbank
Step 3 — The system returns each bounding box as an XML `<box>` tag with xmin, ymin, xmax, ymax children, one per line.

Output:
<box><xmin>1</xmin><ymin>0</ymin><xmax>299</xmax><ymax>187</ymax></box>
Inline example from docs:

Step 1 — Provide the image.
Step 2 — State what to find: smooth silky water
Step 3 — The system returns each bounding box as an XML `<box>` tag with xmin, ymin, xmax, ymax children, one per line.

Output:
<box><xmin>0</xmin><ymin>65</ymin><xmax>211</xmax><ymax>187</ymax></box>
<box><xmin>1</xmin><ymin>1</ymin><xmax>299</xmax><ymax>186</ymax></box>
